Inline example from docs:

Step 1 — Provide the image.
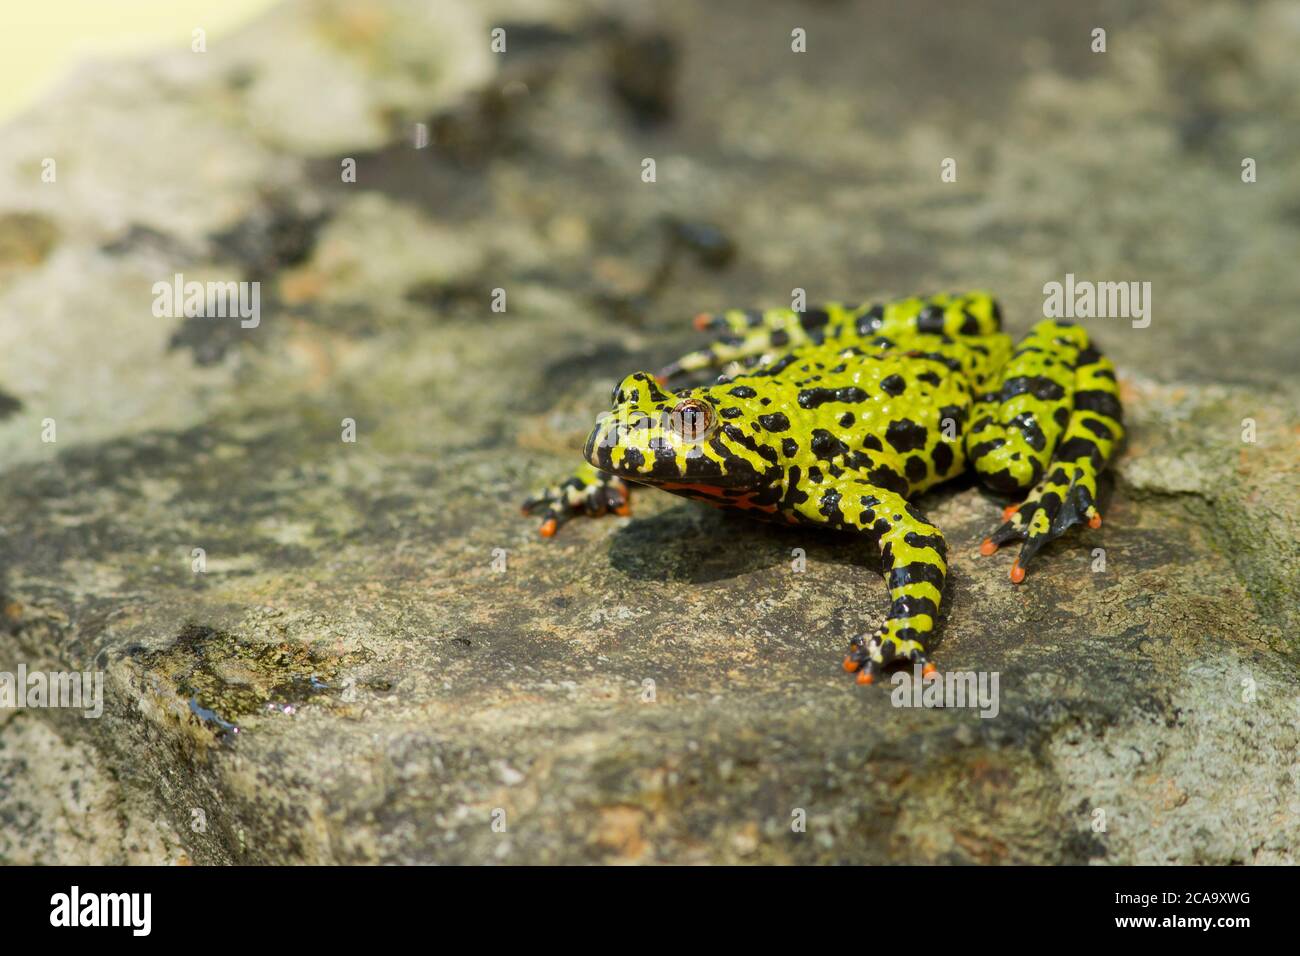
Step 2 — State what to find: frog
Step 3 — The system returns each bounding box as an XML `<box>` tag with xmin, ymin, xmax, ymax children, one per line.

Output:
<box><xmin>523</xmin><ymin>291</ymin><xmax>1124</xmax><ymax>685</ymax></box>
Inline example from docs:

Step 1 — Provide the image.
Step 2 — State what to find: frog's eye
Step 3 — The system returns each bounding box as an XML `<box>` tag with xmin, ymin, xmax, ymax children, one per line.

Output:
<box><xmin>667</xmin><ymin>399</ymin><xmax>714</xmax><ymax>443</ymax></box>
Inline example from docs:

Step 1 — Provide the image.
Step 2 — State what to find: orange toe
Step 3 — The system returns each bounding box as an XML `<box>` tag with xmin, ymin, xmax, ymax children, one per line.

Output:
<box><xmin>615</xmin><ymin>502</ymin><xmax>632</xmax><ymax>517</ymax></box>
<box><xmin>843</xmin><ymin>656</ymin><xmax>859</xmax><ymax>673</ymax></box>
<box><xmin>979</xmin><ymin>537</ymin><xmax>997</xmax><ymax>557</ymax></box>
<box><xmin>1088</xmin><ymin>513</ymin><xmax>1102</xmax><ymax>529</ymax></box>
<box><xmin>693</xmin><ymin>312</ymin><xmax>712</xmax><ymax>331</ymax></box>
<box><xmin>1009</xmin><ymin>560</ymin><xmax>1025</xmax><ymax>584</ymax></box>
<box><xmin>1002</xmin><ymin>504</ymin><xmax>1019</xmax><ymax>521</ymax></box>
<box><xmin>540</xmin><ymin>519</ymin><xmax>558</xmax><ymax>538</ymax></box>
<box><xmin>921</xmin><ymin>662</ymin><xmax>938</xmax><ymax>679</ymax></box>
<box><xmin>856</xmin><ymin>669</ymin><xmax>874</xmax><ymax>685</ymax></box>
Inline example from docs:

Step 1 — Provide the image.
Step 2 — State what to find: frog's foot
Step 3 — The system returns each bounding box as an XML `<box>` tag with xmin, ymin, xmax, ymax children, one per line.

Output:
<box><xmin>842</xmin><ymin>625</ymin><xmax>939</xmax><ymax>687</ymax></box>
<box><xmin>979</xmin><ymin>459</ymin><xmax>1101</xmax><ymax>583</ymax></box>
<box><xmin>522</xmin><ymin>463</ymin><xmax>631</xmax><ymax>537</ymax></box>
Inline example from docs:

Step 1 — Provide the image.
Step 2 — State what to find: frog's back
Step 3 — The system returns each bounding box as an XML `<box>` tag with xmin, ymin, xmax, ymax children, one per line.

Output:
<box><xmin>730</xmin><ymin>345</ymin><xmax>973</xmax><ymax>498</ymax></box>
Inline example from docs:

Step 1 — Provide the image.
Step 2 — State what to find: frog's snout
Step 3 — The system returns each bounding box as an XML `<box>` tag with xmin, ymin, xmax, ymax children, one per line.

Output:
<box><xmin>587</xmin><ymin>371</ymin><xmax>673</xmax><ymax>469</ymax></box>
<box><xmin>584</xmin><ymin>410</ymin><xmax>635</xmax><ymax>473</ymax></box>
<box><xmin>582</xmin><ymin>420</ymin><xmax>603</xmax><ymax>466</ymax></box>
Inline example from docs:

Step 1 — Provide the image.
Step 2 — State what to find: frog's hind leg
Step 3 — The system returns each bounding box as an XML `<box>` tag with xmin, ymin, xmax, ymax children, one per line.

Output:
<box><xmin>659</xmin><ymin>304</ymin><xmax>851</xmax><ymax>382</ymax></box>
<box><xmin>970</xmin><ymin>320</ymin><xmax>1124</xmax><ymax>582</ymax></box>
<box><xmin>663</xmin><ymin>291</ymin><xmax>1004</xmax><ymax>383</ymax></box>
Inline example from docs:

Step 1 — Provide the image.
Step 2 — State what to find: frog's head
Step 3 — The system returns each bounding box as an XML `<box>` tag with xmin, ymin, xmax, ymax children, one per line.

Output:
<box><xmin>584</xmin><ymin>371</ymin><xmax>780</xmax><ymax>493</ymax></box>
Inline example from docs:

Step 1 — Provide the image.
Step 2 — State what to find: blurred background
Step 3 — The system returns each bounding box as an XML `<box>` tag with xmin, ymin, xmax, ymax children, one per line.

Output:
<box><xmin>0</xmin><ymin>1</ymin><xmax>275</xmax><ymax>121</ymax></box>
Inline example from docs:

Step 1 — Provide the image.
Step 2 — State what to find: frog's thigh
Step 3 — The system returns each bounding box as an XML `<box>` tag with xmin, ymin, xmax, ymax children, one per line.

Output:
<box><xmin>976</xmin><ymin>321</ymin><xmax>1125</xmax><ymax>580</ymax></box>
<box><xmin>966</xmin><ymin>322</ymin><xmax>1084</xmax><ymax>493</ymax></box>
<box><xmin>872</xmin><ymin>289</ymin><xmax>1003</xmax><ymax>340</ymax></box>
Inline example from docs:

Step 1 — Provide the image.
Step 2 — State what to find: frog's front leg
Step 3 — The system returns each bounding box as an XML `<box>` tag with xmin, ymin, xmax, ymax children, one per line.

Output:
<box><xmin>795</xmin><ymin>481</ymin><xmax>947</xmax><ymax>685</ymax></box>
<box><xmin>522</xmin><ymin>461</ymin><xmax>631</xmax><ymax>537</ymax></box>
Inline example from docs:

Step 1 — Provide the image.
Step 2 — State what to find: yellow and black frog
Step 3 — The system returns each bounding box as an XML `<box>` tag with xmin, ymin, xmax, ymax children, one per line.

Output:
<box><xmin>525</xmin><ymin>291</ymin><xmax>1124</xmax><ymax>685</ymax></box>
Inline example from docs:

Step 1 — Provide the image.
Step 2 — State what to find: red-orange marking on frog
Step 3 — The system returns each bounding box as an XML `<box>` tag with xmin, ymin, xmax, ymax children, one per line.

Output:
<box><xmin>660</xmin><ymin>483</ymin><xmax>779</xmax><ymax>515</ymax></box>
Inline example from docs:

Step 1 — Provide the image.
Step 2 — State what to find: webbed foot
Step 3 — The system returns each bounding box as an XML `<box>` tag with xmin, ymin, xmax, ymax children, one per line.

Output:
<box><xmin>842</xmin><ymin>624</ymin><xmax>939</xmax><ymax>687</ymax></box>
<box><xmin>979</xmin><ymin>460</ymin><xmax>1103</xmax><ymax>582</ymax></box>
